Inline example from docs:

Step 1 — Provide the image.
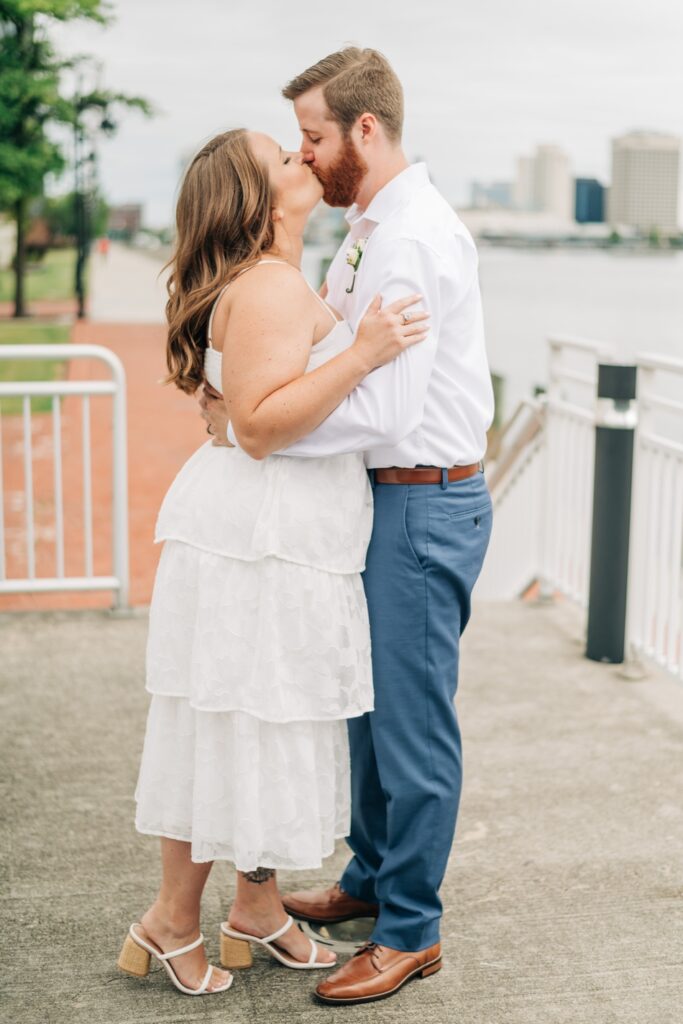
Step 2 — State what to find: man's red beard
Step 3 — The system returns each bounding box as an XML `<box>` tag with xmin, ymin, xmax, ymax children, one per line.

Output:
<box><xmin>314</xmin><ymin>135</ymin><xmax>368</xmax><ymax>208</ymax></box>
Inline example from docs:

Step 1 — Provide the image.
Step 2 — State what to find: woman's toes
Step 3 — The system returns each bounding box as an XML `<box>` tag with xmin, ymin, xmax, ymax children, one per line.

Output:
<box><xmin>209</xmin><ymin>966</ymin><xmax>232</xmax><ymax>990</ymax></box>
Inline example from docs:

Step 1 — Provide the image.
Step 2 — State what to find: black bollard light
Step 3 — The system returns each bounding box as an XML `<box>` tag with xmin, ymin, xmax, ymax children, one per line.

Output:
<box><xmin>586</xmin><ymin>364</ymin><xmax>638</xmax><ymax>663</ymax></box>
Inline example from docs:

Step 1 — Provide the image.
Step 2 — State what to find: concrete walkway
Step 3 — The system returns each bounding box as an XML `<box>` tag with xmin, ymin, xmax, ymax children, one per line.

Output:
<box><xmin>89</xmin><ymin>243</ymin><xmax>168</xmax><ymax>323</ymax></box>
<box><xmin>2</xmin><ymin>599</ymin><xmax>682</xmax><ymax>1023</ymax></box>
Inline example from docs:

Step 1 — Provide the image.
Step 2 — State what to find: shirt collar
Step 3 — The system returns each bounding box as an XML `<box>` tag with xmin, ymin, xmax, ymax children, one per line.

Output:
<box><xmin>345</xmin><ymin>162</ymin><xmax>430</xmax><ymax>229</ymax></box>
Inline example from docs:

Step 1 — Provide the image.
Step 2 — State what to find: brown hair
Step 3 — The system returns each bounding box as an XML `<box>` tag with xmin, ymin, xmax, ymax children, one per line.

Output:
<box><xmin>164</xmin><ymin>129</ymin><xmax>275</xmax><ymax>394</ymax></box>
<box><xmin>282</xmin><ymin>47</ymin><xmax>403</xmax><ymax>143</ymax></box>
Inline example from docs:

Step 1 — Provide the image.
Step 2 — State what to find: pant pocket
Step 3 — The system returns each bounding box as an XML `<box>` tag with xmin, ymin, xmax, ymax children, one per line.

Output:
<box><xmin>402</xmin><ymin>488</ymin><xmax>429</xmax><ymax>572</ymax></box>
<box><xmin>446</xmin><ymin>499</ymin><xmax>493</xmax><ymax>523</ymax></box>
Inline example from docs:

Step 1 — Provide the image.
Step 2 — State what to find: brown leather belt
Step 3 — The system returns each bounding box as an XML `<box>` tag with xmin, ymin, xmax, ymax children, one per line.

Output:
<box><xmin>374</xmin><ymin>463</ymin><xmax>481</xmax><ymax>485</ymax></box>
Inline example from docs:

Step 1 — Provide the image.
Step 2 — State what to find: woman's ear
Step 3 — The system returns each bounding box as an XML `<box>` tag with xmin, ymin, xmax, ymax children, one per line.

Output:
<box><xmin>272</xmin><ymin>206</ymin><xmax>284</xmax><ymax>223</ymax></box>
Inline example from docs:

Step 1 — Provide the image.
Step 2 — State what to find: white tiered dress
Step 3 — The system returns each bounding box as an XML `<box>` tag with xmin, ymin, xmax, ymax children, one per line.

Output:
<box><xmin>134</xmin><ymin>265</ymin><xmax>374</xmax><ymax>871</ymax></box>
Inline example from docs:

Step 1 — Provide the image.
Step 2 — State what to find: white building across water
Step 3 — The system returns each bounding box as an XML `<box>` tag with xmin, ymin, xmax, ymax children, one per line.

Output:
<box><xmin>608</xmin><ymin>130</ymin><xmax>680</xmax><ymax>234</ymax></box>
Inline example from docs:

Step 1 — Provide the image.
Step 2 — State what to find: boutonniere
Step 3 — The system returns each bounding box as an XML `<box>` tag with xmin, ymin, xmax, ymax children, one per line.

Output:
<box><xmin>345</xmin><ymin>237</ymin><xmax>368</xmax><ymax>293</ymax></box>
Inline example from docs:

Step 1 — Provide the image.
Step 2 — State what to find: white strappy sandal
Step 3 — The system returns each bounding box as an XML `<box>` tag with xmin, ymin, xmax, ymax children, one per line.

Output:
<box><xmin>220</xmin><ymin>914</ymin><xmax>336</xmax><ymax>970</ymax></box>
<box><xmin>117</xmin><ymin>923</ymin><xmax>233</xmax><ymax>995</ymax></box>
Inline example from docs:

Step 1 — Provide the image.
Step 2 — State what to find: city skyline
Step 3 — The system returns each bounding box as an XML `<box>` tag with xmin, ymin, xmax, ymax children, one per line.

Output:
<box><xmin>49</xmin><ymin>0</ymin><xmax>683</xmax><ymax>228</ymax></box>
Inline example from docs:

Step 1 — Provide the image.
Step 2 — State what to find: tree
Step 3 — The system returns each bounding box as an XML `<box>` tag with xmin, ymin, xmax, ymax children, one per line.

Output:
<box><xmin>42</xmin><ymin>188</ymin><xmax>108</xmax><ymax>240</ymax></box>
<box><xmin>0</xmin><ymin>2</ymin><xmax>151</xmax><ymax>316</ymax></box>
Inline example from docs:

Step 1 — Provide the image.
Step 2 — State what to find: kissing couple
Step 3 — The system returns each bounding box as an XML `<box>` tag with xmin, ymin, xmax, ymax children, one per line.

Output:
<box><xmin>118</xmin><ymin>46</ymin><xmax>494</xmax><ymax>1006</ymax></box>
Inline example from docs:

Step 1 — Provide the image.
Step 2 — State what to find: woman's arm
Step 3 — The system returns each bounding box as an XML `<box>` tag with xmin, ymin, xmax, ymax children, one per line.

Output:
<box><xmin>219</xmin><ymin>266</ymin><xmax>428</xmax><ymax>460</ymax></box>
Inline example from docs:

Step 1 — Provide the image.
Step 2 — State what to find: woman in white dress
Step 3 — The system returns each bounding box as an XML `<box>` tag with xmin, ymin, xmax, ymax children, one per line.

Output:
<box><xmin>116</xmin><ymin>129</ymin><xmax>428</xmax><ymax>996</ymax></box>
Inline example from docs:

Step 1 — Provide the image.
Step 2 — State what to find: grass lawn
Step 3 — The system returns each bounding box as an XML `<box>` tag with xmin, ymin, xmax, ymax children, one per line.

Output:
<box><xmin>0</xmin><ymin>321</ymin><xmax>69</xmax><ymax>414</ymax></box>
<box><xmin>0</xmin><ymin>248</ymin><xmax>78</xmax><ymax>304</ymax></box>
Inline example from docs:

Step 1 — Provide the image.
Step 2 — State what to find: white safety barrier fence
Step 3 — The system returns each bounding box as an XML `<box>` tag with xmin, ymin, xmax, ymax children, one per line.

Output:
<box><xmin>539</xmin><ymin>336</ymin><xmax>615</xmax><ymax>605</ymax></box>
<box><xmin>0</xmin><ymin>344</ymin><xmax>129</xmax><ymax>609</ymax></box>
<box><xmin>626</xmin><ymin>353</ymin><xmax>683</xmax><ymax>680</ymax></box>
<box><xmin>478</xmin><ymin>339</ymin><xmax>682</xmax><ymax>683</ymax></box>
<box><xmin>477</xmin><ymin>336</ymin><xmax>614</xmax><ymax>603</ymax></box>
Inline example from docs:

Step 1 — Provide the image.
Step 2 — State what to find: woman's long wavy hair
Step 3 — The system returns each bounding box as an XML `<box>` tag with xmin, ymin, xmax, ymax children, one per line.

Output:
<box><xmin>164</xmin><ymin>129</ymin><xmax>276</xmax><ymax>393</ymax></box>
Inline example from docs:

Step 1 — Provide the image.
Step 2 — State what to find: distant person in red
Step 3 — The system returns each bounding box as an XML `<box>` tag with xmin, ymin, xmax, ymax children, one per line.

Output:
<box><xmin>97</xmin><ymin>236</ymin><xmax>110</xmax><ymax>258</ymax></box>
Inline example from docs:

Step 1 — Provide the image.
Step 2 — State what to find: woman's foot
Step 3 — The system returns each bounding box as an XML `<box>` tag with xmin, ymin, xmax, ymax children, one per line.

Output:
<box><xmin>139</xmin><ymin>902</ymin><xmax>232</xmax><ymax>991</ymax></box>
<box><xmin>227</xmin><ymin>904</ymin><xmax>336</xmax><ymax>965</ymax></box>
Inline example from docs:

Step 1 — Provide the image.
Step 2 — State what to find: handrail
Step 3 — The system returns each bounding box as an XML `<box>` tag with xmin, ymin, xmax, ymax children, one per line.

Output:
<box><xmin>486</xmin><ymin>399</ymin><xmax>545</xmax><ymax>495</ymax></box>
<box><xmin>548</xmin><ymin>334</ymin><xmax>616</xmax><ymax>358</ymax></box>
<box><xmin>635</xmin><ymin>351</ymin><xmax>683</xmax><ymax>375</ymax></box>
<box><xmin>0</xmin><ymin>343</ymin><xmax>129</xmax><ymax>609</ymax></box>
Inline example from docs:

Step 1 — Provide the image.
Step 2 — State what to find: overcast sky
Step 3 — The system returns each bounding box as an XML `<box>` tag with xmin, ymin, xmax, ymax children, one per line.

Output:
<box><xmin>50</xmin><ymin>0</ymin><xmax>683</xmax><ymax>227</ymax></box>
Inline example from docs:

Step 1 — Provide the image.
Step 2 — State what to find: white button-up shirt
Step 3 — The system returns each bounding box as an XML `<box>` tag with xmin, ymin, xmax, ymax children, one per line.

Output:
<box><xmin>262</xmin><ymin>162</ymin><xmax>495</xmax><ymax>468</ymax></box>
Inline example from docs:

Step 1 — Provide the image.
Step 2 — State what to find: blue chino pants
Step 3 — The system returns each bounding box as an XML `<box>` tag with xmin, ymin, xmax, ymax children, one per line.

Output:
<box><xmin>340</xmin><ymin>468</ymin><xmax>493</xmax><ymax>951</ymax></box>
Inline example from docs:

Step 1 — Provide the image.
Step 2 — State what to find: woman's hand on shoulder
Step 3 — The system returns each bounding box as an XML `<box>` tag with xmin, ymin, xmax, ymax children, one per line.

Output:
<box><xmin>352</xmin><ymin>293</ymin><xmax>430</xmax><ymax>374</ymax></box>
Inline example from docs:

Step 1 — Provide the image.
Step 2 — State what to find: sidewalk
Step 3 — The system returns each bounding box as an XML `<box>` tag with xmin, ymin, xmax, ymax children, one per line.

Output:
<box><xmin>88</xmin><ymin>242</ymin><xmax>169</xmax><ymax>323</ymax></box>
<box><xmin>2</xmin><ymin>599</ymin><xmax>682</xmax><ymax>1024</ymax></box>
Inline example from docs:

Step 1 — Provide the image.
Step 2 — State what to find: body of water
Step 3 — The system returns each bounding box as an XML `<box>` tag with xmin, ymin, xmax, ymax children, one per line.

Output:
<box><xmin>479</xmin><ymin>247</ymin><xmax>683</xmax><ymax>421</ymax></box>
<box><xmin>304</xmin><ymin>244</ymin><xmax>683</xmax><ymax>425</ymax></box>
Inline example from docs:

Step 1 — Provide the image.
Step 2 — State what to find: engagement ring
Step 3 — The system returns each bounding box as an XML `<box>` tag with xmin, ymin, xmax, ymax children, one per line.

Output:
<box><xmin>401</xmin><ymin>312</ymin><xmax>412</xmax><ymax>325</ymax></box>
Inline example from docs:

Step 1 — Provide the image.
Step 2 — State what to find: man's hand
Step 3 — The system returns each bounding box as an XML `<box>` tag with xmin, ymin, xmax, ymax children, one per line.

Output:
<box><xmin>199</xmin><ymin>384</ymin><xmax>234</xmax><ymax>447</ymax></box>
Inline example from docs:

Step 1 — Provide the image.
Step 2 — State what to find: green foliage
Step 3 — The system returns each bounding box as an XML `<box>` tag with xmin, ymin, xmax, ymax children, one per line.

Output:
<box><xmin>0</xmin><ymin>247</ymin><xmax>77</xmax><ymax>300</ymax></box>
<box><xmin>0</xmin><ymin>3</ymin><xmax>110</xmax><ymax>19</ymax></box>
<box><xmin>0</xmin><ymin>2</ymin><xmax>144</xmax><ymax>212</ymax></box>
<box><xmin>0</xmin><ymin>1</ymin><xmax>152</xmax><ymax>313</ymax></box>
<box><xmin>0</xmin><ymin>12</ymin><xmax>66</xmax><ymax>207</ymax></box>
<box><xmin>0</xmin><ymin>319</ymin><xmax>69</xmax><ymax>413</ymax></box>
<box><xmin>41</xmin><ymin>190</ymin><xmax>108</xmax><ymax>238</ymax></box>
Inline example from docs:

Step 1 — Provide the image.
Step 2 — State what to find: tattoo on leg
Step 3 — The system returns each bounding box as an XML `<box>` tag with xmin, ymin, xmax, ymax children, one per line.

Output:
<box><xmin>241</xmin><ymin>867</ymin><xmax>275</xmax><ymax>884</ymax></box>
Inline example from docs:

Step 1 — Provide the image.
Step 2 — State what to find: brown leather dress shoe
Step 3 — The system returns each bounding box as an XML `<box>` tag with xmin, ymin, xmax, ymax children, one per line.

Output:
<box><xmin>315</xmin><ymin>940</ymin><xmax>442</xmax><ymax>1004</ymax></box>
<box><xmin>281</xmin><ymin>882</ymin><xmax>379</xmax><ymax>924</ymax></box>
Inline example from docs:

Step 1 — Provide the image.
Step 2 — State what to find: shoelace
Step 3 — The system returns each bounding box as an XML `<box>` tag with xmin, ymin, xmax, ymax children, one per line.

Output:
<box><xmin>354</xmin><ymin>941</ymin><xmax>384</xmax><ymax>966</ymax></box>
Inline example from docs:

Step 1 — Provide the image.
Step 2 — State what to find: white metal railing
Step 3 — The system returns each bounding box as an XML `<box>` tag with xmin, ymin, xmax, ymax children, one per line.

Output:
<box><xmin>477</xmin><ymin>335</ymin><xmax>615</xmax><ymax>602</ymax></box>
<box><xmin>626</xmin><ymin>353</ymin><xmax>683</xmax><ymax>680</ymax></box>
<box><xmin>479</xmin><ymin>337</ymin><xmax>683</xmax><ymax>683</ymax></box>
<box><xmin>539</xmin><ymin>335</ymin><xmax>616</xmax><ymax>605</ymax></box>
<box><xmin>0</xmin><ymin>344</ymin><xmax>129</xmax><ymax>608</ymax></box>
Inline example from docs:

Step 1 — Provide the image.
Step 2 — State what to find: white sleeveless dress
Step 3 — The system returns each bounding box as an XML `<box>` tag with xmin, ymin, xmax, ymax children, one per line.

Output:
<box><xmin>134</xmin><ymin>262</ymin><xmax>374</xmax><ymax>871</ymax></box>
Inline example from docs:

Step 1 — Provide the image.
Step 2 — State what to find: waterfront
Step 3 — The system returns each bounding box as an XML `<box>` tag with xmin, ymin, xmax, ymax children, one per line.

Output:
<box><xmin>479</xmin><ymin>247</ymin><xmax>683</xmax><ymax>420</ymax></box>
<box><xmin>303</xmin><ymin>244</ymin><xmax>683</xmax><ymax>423</ymax></box>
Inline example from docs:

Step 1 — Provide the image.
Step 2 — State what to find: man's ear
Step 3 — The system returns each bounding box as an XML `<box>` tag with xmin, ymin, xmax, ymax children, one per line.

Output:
<box><xmin>358</xmin><ymin>112</ymin><xmax>378</xmax><ymax>142</ymax></box>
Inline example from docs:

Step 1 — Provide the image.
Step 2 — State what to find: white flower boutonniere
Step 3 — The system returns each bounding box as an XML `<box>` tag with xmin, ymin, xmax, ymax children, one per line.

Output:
<box><xmin>345</xmin><ymin>237</ymin><xmax>368</xmax><ymax>294</ymax></box>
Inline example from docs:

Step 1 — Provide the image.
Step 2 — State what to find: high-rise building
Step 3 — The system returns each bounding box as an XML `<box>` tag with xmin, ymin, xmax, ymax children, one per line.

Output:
<box><xmin>575</xmin><ymin>178</ymin><xmax>605</xmax><ymax>223</ymax></box>
<box><xmin>609</xmin><ymin>131</ymin><xmax>680</xmax><ymax>233</ymax></box>
<box><xmin>513</xmin><ymin>155</ymin><xmax>535</xmax><ymax>211</ymax></box>
<box><xmin>534</xmin><ymin>145</ymin><xmax>573</xmax><ymax>220</ymax></box>
<box><xmin>513</xmin><ymin>145</ymin><xmax>573</xmax><ymax>219</ymax></box>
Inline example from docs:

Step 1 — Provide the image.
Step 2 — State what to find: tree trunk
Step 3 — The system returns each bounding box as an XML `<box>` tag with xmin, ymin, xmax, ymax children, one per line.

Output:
<box><xmin>13</xmin><ymin>197</ymin><xmax>27</xmax><ymax>318</ymax></box>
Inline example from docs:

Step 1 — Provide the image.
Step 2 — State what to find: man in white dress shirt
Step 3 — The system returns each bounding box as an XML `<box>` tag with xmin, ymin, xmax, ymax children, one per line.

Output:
<box><xmin>205</xmin><ymin>47</ymin><xmax>494</xmax><ymax>1004</ymax></box>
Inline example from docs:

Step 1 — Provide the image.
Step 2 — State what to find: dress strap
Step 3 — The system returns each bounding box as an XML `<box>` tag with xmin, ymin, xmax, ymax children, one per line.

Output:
<box><xmin>206</xmin><ymin>284</ymin><xmax>230</xmax><ymax>349</ymax></box>
<box><xmin>302</xmin><ymin>276</ymin><xmax>340</xmax><ymax>325</ymax></box>
<box><xmin>206</xmin><ymin>259</ymin><xmax>291</xmax><ymax>347</ymax></box>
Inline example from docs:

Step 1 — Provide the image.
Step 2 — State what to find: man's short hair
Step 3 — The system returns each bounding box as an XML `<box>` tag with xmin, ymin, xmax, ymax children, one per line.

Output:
<box><xmin>282</xmin><ymin>47</ymin><xmax>403</xmax><ymax>142</ymax></box>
